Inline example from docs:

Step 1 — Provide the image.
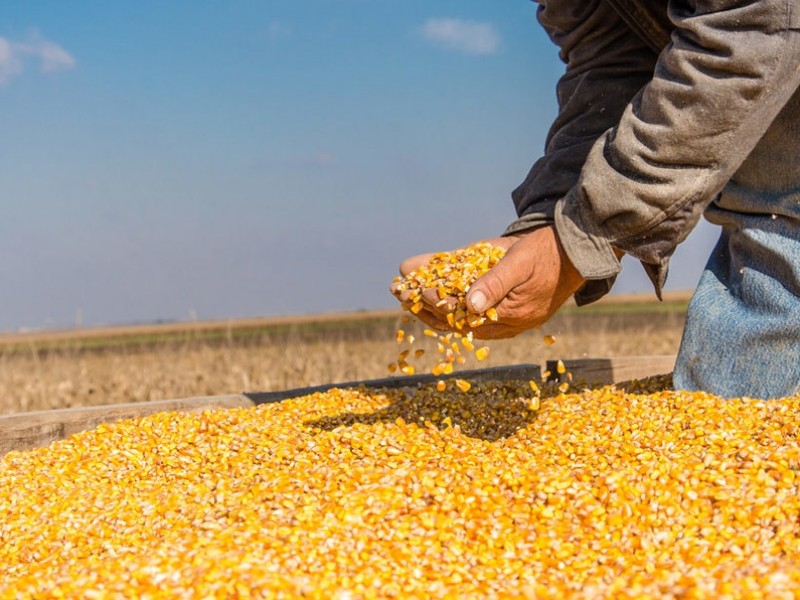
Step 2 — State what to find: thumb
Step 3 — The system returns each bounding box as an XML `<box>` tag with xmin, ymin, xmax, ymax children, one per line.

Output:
<box><xmin>466</xmin><ymin>253</ymin><xmax>528</xmax><ymax>313</ymax></box>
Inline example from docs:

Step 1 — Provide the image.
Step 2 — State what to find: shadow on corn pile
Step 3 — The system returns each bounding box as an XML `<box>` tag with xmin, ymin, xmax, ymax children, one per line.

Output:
<box><xmin>305</xmin><ymin>374</ymin><xmax>674</xmax><ymax>442</ymax></box>
<box><xmin>611</xmin><ymin>373</ymin><xmax>674</xmax><ymax>394</ymax></box>
<box><xmin>306</xmin><ymin>381</ymin><xmax>540</xmax><ymax>442</ymax></box>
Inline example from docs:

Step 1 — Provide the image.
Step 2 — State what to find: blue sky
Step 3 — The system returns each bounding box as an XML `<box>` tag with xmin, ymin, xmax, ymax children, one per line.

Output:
<box><xmin>0</xmin><ymin>1</ymin><xmax>717</xmax><ymax>332</ymax></box>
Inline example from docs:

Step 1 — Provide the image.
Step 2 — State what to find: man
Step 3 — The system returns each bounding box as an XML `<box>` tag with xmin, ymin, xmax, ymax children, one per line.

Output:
<box><xmin>395</xmin><ymin>0</ymin><xmax>800</xmax><ymax>399</ymax></box>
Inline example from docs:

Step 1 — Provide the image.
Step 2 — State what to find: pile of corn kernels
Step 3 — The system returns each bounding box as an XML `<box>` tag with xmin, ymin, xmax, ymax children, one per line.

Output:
<box><xmin>3</xmin><ymin>380</ymin><xmax>800</xmax><ymax>598</ymax></box>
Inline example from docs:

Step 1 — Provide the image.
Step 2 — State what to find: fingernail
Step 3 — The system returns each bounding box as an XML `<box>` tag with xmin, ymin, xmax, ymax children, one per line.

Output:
<box><xmin>469</xmin><ymin>290</ymin><xmax>487</xmax><ymax>312</ymax></box>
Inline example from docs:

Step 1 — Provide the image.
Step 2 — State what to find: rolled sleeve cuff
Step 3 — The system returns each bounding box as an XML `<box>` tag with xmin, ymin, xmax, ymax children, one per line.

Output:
<box><xmin>503</xmin><ymin>197</ymin><xmax>558</xmax><ymax>237</ymax></box>
<box><xmin>503</xmin><ymin>213</ymin><xmax>553</xmax><ymax>237</ymax></box>
<box><xmin>554</xmin><ymin>191</ymin><xmax>622</xmax><ymax>280</ymax></box>
<box><xmin>504</xmin><ymin>194</ymin><xmax>624</xmax><ymax>306</ymax></box>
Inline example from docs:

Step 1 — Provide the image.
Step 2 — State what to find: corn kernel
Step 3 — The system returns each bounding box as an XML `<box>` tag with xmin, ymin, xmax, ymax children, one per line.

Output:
<box><xmin>6</xmin><ymin>380</ymin><xmax>800</xmax><ymax>598</ymax></box>
<box><xmin>454</xmin><ymin>379</ymin><xmax>471</xmax><ymax>392</ymax></box>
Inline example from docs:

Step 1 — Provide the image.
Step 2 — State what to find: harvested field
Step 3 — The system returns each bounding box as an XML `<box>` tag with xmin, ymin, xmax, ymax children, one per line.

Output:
<box><xmin>0</xmin><ymin>293</ymin><xmax>688</xmax><ymax>414</ymax></box>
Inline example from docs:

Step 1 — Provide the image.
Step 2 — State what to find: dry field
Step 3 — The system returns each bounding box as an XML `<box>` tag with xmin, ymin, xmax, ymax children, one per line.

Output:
<box><xmin>0</xmin><ymin>294</ymin><xmax>689</xmax><ymax>415</ymax></box>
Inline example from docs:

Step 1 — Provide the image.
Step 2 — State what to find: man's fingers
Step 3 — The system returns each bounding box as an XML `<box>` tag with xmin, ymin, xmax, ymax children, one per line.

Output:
<box><xmin>469</xmin><ymin>322</ymin><xmax>527</xmax><ymax>340</ymax></box>
<box><xmin>467</xmin><ymin>252</ymin><xmax>530</xmax><ymax>314</ymax></box>
<box><xmin>408</xmin><ymin>307</ymin><xmax>450</xmax><ymax>331</ymax></box>
<box><xmin>420</xmin><ymin>288</ymin><xmax>456</xmax><ymax>316</ymax></box>
<box><xmin>399</xmin><ymin>253</ymin><xmax>436</xmax><ymax>277</ymax></box>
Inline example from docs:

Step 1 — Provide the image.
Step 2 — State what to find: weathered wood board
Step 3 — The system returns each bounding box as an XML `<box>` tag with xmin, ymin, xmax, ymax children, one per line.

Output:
<box><xmin>0</xmin><ymin>395</ymin><xmax>256</xmax><ymax>458</ymax></box>
<box><xmin>545</xmin><ymin>355</ymin><xmax>676</xmax><ymax>386</ymax></box>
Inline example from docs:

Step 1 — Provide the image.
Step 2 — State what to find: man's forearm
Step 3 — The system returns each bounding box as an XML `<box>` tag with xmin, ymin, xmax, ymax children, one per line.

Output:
<box><xmin>555</xmin><ymin>0</ymin><xmax>800</xmax><ymax>295</ymax></box>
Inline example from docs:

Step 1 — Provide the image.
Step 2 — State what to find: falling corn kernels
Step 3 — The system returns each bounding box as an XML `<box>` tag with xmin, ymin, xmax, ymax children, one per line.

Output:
<box><xmin>475</xmin><ymin>347</ymin><xmax>490</xmax><ymax>362</ymax></box>
<box><xmin>543</xmin><ymin>334</ymin><xmax>556</xmax><ymax>346</ymax></box>
<box><xmin>390</xmin><ymin>243</ymin><xmax>507</xmax><ymax>378</ymax></box>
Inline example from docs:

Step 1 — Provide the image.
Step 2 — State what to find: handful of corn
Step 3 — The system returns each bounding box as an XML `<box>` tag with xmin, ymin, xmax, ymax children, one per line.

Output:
<box><xmin>4</xmin><ymin>380</ymin><xmax>800</xmax><ymax>597</ymax></box>
<box><xmin>390</xmin><ymin>243</ymin><xmax>561</xmax><ymax>394</ymax></box>
<box><xmin>390</xmin><ymin>243</ymin><xmax>505</xmax><ymax>388</ymax></box>
<box><xmin>392</xmin><ymin>242</ymin><xmax>505</xmax><ymax>329</ymax></box>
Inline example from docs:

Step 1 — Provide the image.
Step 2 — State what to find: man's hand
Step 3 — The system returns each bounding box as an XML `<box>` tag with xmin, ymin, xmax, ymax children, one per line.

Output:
<box><xmin>391</xmin><ymin>226</ymin><xmax>586</xmax><ymax>339</ymax></box>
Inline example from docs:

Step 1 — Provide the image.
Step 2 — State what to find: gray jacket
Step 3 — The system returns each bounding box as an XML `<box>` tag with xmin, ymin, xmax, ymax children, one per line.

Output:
<box><xmin>506</xmin><ymin>0</ymin><xmax>800</xmax><ymax>304</ymax></box>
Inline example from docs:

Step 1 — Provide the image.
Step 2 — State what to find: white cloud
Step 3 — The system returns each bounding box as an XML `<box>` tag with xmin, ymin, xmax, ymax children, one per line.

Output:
<box><xmin>419</xmin><ymin>18</ymin><xmax>500</xmax><ymax>55</ymax></box>
<box><xmin>0</xmin><ymin>32</ymin><xmax>76</xmax><ymax>86</ymax></box>
<box><xmin>0</xmin><ymin>38</ymin><xmax>23</xmax><ymax>85</ymax></box>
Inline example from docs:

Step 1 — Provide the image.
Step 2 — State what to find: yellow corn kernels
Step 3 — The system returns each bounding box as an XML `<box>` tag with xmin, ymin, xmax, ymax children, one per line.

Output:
<box><xmin>475</xmin><ymin>346</ymin><xmax>490</xmax><ymax>362</ymax></box>
<box><xmin>391</xmin><ymin>244</ymin><xmax>563</xmax><ymax>384</ymax></box>
<box><xmin>4</xmin><ymin>380</ymin><xmax>800</xmax><ymax>597</ymax></box>
<box><xmin>391</xmin><ymin>243</ymin><xmax>506</xmax><ymax>379</ymax></box>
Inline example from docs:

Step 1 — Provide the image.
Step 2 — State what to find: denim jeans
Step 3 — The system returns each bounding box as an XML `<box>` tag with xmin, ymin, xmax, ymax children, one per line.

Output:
<box><xmin>673</xmin><ymin>90</ymin><xmax>800</xmax><ymax>399</ymax></box>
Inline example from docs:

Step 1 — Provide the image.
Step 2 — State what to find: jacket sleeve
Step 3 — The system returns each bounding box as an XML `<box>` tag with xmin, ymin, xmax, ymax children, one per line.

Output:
<box><xmin>554</xmin><ymin>0</ymin><xmax>800</xmax><ymax>297</ymax></box>
<box><xmin>505</xmin><ymin>0</ymin><xmax>660</xmax><ymax>304</ymax></box>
